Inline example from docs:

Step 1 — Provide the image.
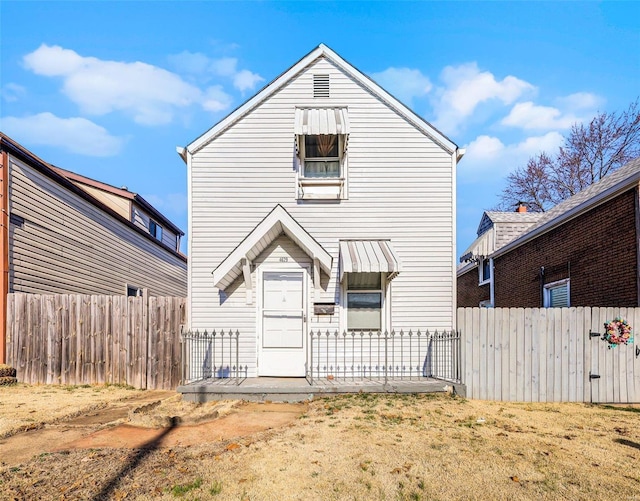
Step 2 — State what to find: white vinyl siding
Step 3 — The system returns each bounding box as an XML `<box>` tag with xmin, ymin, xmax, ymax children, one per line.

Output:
<box><xmin>9</xmin><ymin>157</ymin><xmax>187</xmax><ymax>296</ymax></box>
<box><xmin>189</xmin><ymin>57</ymin><xmax>455</xmax><ymax>375</ymax></box>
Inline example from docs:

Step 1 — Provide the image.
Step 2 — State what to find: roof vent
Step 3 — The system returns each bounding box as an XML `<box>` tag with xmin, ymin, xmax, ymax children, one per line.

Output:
<box><xmin>313</xmin><ymin>74</ymin><xmax>330</xmax><ymax>98</ymax></box>
<box><xmin>121</xmin><ymin>185</ymin><xmax>128</xmax><ymax>191</ymax></box>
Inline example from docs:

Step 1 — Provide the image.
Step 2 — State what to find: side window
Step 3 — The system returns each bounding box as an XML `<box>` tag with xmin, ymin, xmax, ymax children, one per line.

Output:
<box><xmin>149</xmin><ymin>220</ymin><xmax>163</xmax><ymax>241</ymax></box>
<box><xmin>126</xmin><ymin>285</ymin><xmax>142</xmax><ymax>297</ymax></box>
<box><xmin>479</xmin><ymin>258</ymin><xmax>491</xmax><ymax>285</ymax></box>
<box><xmin>543</xmin><ymin>279</ymin><xmax>570</xmax><ymax>307</ymax></box>
<box><xmin>346</xmin><ymin>273</ymin><xmax>383</xmax><ymax>331</ymax></box>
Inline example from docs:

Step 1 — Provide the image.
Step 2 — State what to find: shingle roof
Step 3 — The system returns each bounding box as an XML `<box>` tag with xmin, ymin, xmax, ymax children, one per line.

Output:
<box><xmin>492</xmin><ymin>157</ymin><xmax>640</xmax><ymax>258</ymax></box>
<box><xmin>484</xmin><ymin>211</ymin><xmax>543</xmax><ymax>224</ymax></box>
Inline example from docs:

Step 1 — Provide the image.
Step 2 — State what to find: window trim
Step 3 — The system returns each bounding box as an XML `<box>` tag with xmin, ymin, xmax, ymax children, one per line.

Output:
<box><xmin>341</xmin><ymin>273</ymin><xmax>389</xmax><ymax>332</ymax></box>
<box><xmin>149</xmin><ymin>219</ymin><xmax>163</xmax><ymax>241</ymax></box>
<box><xmin>543</xmin><ymin>278</ymin><xmax>570</xmax><ymax>308</ymax></box>
<box><xmin>297</xmin><ymin>134</ymin><xmax>347</xmax><ymax>200</ymax></box>
<box><xmin>126</xmin><ymin>284</ymin><xmax>142</xmax><ymax>297</ymax></box>
<box><xmin>478</xmin><ymin>257</ymin><xmax>491</xmax><ymax>285</ymax></box>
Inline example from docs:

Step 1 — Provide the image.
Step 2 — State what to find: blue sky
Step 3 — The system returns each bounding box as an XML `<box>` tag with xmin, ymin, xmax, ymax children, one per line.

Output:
<box><xmin>1</xmin><ymin>1</ymin><xmax>639</xmax><ymax>255</ymax></box>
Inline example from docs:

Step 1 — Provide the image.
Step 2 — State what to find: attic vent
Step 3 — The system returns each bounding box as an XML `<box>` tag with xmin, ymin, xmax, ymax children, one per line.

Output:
<box><xmin>313</xmin><ymin>74</ymin><xmax>330</xmax><ymax>98</ymax></box>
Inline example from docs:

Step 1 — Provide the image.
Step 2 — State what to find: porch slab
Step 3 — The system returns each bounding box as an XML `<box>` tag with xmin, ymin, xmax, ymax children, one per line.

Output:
<box><xmin>177</xmin><ymin>377</ymin><xmax>466</xmax><ymax>403</ymax></box>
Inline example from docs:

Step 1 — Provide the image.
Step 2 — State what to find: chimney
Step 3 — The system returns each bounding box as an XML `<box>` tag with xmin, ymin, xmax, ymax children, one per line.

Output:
<box><xmin>516</xmin><ymin>201</ymin><xmax>527</xmax><ymax>213</ymax></box>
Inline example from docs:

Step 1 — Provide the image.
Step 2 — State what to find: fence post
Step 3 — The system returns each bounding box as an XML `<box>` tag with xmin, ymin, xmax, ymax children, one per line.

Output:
<box><xmin>309</xmin><ymin>330</ymin><xmax>314</xmax><ymax>386</ymax></box>
<box><xmin>235</xmin><ymin>330</ymin><xmax>239</xmax><ymax>386</ymax></box>
<box><xmin>384</xmin><ymin>330</ymin><xmax>388</xmax><ymax>385</ymax></box>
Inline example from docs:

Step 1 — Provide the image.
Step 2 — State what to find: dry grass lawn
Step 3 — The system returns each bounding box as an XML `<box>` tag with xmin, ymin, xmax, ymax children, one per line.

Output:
<box><xmin>1</xmin><ymin>388</ymin><xmax>640</xmax><ymax>500</ymax></box>
<box><xmin>0</xmin><ymin>383</ymin><xmax>146</xmax><ymax>438</ymax></box>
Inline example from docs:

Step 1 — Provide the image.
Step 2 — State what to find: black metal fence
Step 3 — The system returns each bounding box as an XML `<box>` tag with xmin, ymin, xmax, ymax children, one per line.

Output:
<box><xmin>180</xmin><ymin>329</ymin><xmax>246</xmax><ymax>385</ymax></box>
<box><xmin>180</xmin><ymin>328</ymin><xmax>461</xmax><ymax>387</ymax></box>
<box><xmin>309</xmin><ymin>329</ymin><xmax>461</xmax><ymax>385</ymax></box>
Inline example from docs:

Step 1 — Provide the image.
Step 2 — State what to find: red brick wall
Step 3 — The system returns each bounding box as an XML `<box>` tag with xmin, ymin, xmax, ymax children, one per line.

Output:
<box><xmin>457</xmin><ymin>266</ymin><xmax>490</xmax><ymax>307</ymax></box>
<box><xmin>494</xmin><ymin>187</ymin><xmax>639</xmax><ymax>307</ymax></box>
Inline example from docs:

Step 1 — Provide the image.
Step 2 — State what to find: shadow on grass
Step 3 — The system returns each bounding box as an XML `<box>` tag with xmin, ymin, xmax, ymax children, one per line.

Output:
<box><xmin>91</xmin><ymin>416</ymin><xmax>179</xmax><ymax>501</ymax></box>
<box><xmin>597</xmin><ymin>405</ymin><xmax>640</xmax><ymax>414</ymax></box>
<box><xmin>614</xmin><ymin>438</ymin><xmax>640</xmax><ymax>451</ymax></box>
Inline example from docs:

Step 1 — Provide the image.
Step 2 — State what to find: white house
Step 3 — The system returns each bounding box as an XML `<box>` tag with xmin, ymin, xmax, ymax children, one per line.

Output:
<box><xmin>178</xmin><ymin>45</ymin><xmax>463</xmax><ymax>380</ymax></box>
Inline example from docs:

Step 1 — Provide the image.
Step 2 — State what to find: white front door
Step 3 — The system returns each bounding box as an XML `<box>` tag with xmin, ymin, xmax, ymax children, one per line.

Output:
<box><xmin>259</xmin><ymin>270</ymin><xmax>306</xmax><ymax>376</ymax></box>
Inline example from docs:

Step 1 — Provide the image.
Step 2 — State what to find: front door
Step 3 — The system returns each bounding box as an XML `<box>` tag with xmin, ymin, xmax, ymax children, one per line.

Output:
<box><xmin>259</xmin><ymin>270</ymin><xmax>306</xmax><ymax>376</ymax></box>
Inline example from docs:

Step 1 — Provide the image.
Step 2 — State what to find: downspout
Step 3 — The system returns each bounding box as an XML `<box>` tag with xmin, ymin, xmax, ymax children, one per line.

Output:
<box><xmin>0</xmin><ymin>149</ymin><xmax>9</xmax><ymax>364</ymax></box>
<box><xmin>489</xmin><ymin>257</ymin><xmax>495</xmax><ymax>307</ymax></box>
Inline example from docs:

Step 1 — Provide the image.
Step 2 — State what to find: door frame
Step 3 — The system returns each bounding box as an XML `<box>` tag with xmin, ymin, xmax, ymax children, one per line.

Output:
<box><xmin>256</xmin><ymin>263</ymin><xmax>310</xmax><ymax>376</ymax></box>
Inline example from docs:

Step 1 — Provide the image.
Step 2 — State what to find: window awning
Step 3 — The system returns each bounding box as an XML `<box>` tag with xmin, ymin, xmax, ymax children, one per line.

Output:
<box><xmin>294</xmin><ymin>108</ymin><xmax>349</xmax><ymax>136</ymax></box>
<box><xmin>339</xmin><ymin>240</ymin><xmax>402</xmax><ymax>282</ymax></box>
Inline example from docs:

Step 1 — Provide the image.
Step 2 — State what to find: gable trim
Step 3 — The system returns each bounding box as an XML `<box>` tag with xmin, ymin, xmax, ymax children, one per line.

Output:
<box><xmin>212</xmin><ymin>204</ymin><xmax>332</xmax><ymax>291</ymax></box>
<box><xmin>184</xmin><ymin>44</ymin><xmax>457</xmax><ymax>156</ymax></box>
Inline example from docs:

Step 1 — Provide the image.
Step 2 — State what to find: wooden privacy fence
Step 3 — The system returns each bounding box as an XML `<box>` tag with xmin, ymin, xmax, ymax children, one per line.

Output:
<box><xmin>458</xmin><ymin>307</ymin><xmax>640</xmax><ymax>403</ymax></box>
<box><xmin>6</xmin><ymin>294</ymin><xmax>186</xmax><ymax>390</ymax></box>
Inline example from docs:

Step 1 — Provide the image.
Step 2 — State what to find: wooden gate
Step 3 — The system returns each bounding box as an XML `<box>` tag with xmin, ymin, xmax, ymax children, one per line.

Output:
<box><xmin>458</xmin><ymin>307</ymin><xmax>640</xmax><ymax>403</ymax></box>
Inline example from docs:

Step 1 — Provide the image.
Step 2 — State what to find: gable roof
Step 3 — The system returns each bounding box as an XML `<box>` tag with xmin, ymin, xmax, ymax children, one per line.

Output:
<box><xmin>478</xmin><ymin>211</ymin><xmax>542</xmax><ymax>234</ymax></box>
<box><xmin>52</xmin><ymin>166</ymin><xmax>184</xmax><ymax>236</ymax></box>
<box><xmin>212</xmin><ymin>205</ymin><xmax>332</xmax><ymax>290</ymax></box>
<box><xmin>0</xmin><ymin>133</ymin><xmax>186</xmax><ymax>260</ymax></box>
<box><xmin>183</xmin><ymin>44</ymin><xmax>458</xmax><ymax>156</ymax></box>
<box><xmin>492</xmin><ymin>157</ymin><xmax>640</xmax><ymax>259</ymax></box>
<box><xmin>458</xmin><ymin>210</ymin><xmax>543</xmax><ymax>277</ymax></box>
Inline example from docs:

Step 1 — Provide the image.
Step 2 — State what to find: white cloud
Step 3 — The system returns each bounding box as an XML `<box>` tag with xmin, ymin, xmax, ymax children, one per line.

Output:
<box><xmin>0</xmin><ymin>112</ymin><xmax>126</xmax><ymax>156</ymax></box>
<box><xmin>370</xmin><ymin>67</ymin><xmax>432</xmax><ymax>104</ymax></box>
<box><xmin>432</xmin><ymin>62</ymin><xmax>536</xmax><ymax>134</ymax></box>
<box><xmin>501</xmin><ymin>102</ymin><xmax>580</xmax><ymax>130</ymax></box>
<box><xmin>168</xmin><ymin>51</ymin><xmax>238</xmax><ymax>77</ymax></box>
<box><xmin>1</xmin><ymin>83</ymin><xmax>26</xmax><ymax>102</ymax></box>
<box><xmin>556</xmin><ymin>92</ymin><xmax>604</xmax><ymax>110</ymax></box>
<box><xmin>461</xmin><ymin>131</ymin><xmax>564</xmax><ymax>181</ymax></box>
<box><xmin>168</xmin><ymin>50</ymin><xmax>263</xmax><ymax>93</ymax></box>
<box><xmin>22</xmin><ymin>44</ymin><xmax>234</xmax><ymax>125</ymax></box>
<box><xmin>202</xmin><ymin>85</ymin><xmax>233</xmax><ymax>112</ymax></box>
<box><xmin>233</xmin><ymin>69</ymin><xmax>264</xmax><ymax>93</ymax></box>
<box><xmin>502</xmin><ymin>91</ymin><xmax>604</xmax><ymax>131</ymax></box>
<box><xmin>211</xmin><ymin>57</ymin><xmax>238</xmax><ymax>77</ymax></box>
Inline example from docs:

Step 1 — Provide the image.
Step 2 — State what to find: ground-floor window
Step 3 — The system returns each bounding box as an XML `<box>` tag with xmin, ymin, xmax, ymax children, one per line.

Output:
<box><xmin>346</xmin><ymin>273</ymin><xmax>383</xmax><ymax>331</ymax></box>
<box><xmin>543</xmin><ymin>278</ymin><xmax>570</xmax><ymax>307</ymax></box>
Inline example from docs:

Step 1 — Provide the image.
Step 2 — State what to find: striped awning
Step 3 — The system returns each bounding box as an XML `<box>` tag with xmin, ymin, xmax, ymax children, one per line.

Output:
<box><xmin>339</xmin><ymin>240</ymin><xmax>402</xmax><ymax>282</ymax></box>
<box><xmin>294</xmin><ymin>108</ymin><xmax>349</xmax><ymax>135</ymax></box>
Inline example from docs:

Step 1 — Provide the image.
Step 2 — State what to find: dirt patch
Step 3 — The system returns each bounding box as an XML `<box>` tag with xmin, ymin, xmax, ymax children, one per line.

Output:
<box><xmin>64</xmin><ymin>402</ymin><xmax>305</xmax><ymax>449</ymax></box>
<box><xmin>0</xmin><ymin>388</ymin><xmax>306</xmax><ymax>467</ymax></box>
<box><xmin>2</xmin><ymin>390</ymin><xmax>640</xmax><ymax>500</ymax></box>
<box><xmin>0</xmin><ymin>383</ymin><xmax>150</xmax><ymax>438</ymax></box>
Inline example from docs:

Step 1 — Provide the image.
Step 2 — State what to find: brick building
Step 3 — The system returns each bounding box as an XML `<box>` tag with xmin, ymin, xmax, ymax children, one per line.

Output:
<box><xmin>458</xmin><ymin>157</ymin><xmax>640</xmax><ymax>308</ymax></box>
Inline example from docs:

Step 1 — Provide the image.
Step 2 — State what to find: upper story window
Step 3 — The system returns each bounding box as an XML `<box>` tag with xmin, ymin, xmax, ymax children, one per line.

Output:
<box><xmin>303</xmin><ymin>135</ymin><xmax>341</xmax><ymax>178</ymax></box>
<box><xmin>149</xmin><ymin>219</ymin><xmax>163</xmax><ymax>241</ymax></box>
<box><xmin>294</xmin><ymin>107</ymin><xmax>349</xmax><ymax>200</ymax></box>
<box><xmin>543</xmin><ymin>279</ymin><xmax>570</xmax><ymax>308</ymax></box>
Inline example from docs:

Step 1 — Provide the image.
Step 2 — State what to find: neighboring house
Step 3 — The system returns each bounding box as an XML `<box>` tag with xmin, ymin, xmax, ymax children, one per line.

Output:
<box><xmin>457</xmin><ymin>204</ymin><xmax>541</xmax><ymax>307</ymax></box>
<box><xmin>178</xmin><ymin>44</ymin><xmax>463</xmax><ymax>378</ymax></box>
<box><xmin>0</xmin><ymin>133</ymin><xmax>188</xmax><ymax>362</ymax></box>
<box><xmin>459</xmin><ymin>157</ymin><xmax>640</xmax><ymax>308</ymax></box>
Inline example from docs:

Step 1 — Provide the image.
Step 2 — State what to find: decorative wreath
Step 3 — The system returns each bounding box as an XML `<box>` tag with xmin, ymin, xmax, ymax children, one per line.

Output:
<box><xmin>602</xmin><ymin>317</ymin><xmax>633</xmax><ymax>349</ymax></box>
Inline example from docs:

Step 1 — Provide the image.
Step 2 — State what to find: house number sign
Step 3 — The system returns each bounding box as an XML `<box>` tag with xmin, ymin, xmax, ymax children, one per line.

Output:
<box><xmin>279</xmin><ymin>257</ymin><xmax>289</xmax><ymax>263</ymax></box>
